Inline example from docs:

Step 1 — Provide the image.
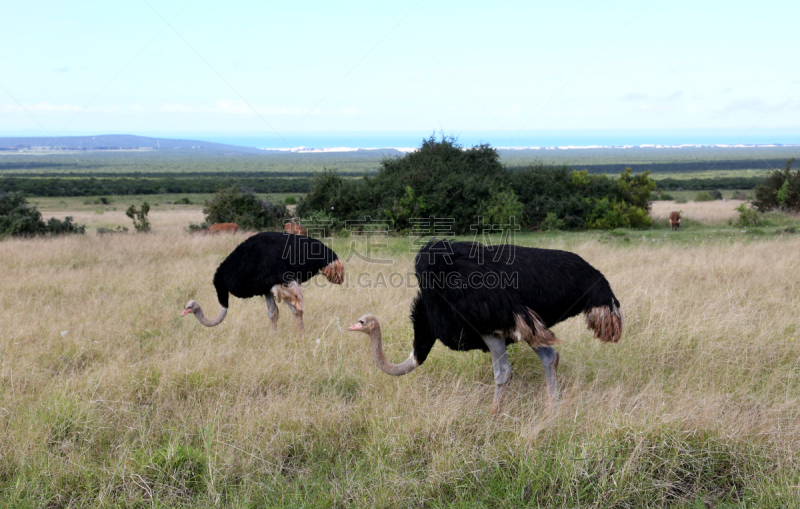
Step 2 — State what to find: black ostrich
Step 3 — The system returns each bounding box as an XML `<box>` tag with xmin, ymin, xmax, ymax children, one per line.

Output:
<box><xmin>182</xmin><ymin>232</ymin><xmax>344</xmax><ymax>337</ymax></box>
<box><xmin>347</xmin><ymin>239</ymin><xmax>622</xmax><ymax>413</ymax></box>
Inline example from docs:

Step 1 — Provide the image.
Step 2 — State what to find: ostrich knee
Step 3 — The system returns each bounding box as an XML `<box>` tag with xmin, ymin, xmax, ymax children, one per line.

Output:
<box><xmin>534</xmin><ymin>346</ymin><xmax>559</xmax><ymax>403</ymax></box>
<box><xmin>266</xmin><ymin>295</ymin><xmax>279</xmax><ymax>332</ymax></box>
<box><xmin>484</xmin><ymin>336</ymin><xmax>512</xmax><ymax>414</ymax></box>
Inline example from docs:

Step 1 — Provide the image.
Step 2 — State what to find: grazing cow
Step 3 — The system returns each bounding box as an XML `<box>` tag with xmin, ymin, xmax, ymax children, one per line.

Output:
<box><xmin>669</xmin><ymin>211</ymin><xmax>681</xmax><ymax>231</ymax></box>
<box><xmin>208</xmin><ymin>223</ymin><xmax>239</xmax><ymax>234</ymax></box>
<box><xmin>284</xmin><ymin>221</ymin><xmax>307</xmax><ymax>236</ymax></box>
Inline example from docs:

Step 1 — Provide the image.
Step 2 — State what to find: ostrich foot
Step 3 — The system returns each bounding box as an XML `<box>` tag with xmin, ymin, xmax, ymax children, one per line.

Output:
<box><xmin>535</xmin><ymin>347</ymin><xmax>559</xmax><ymax>405</ymax></box>
<box><xmin>491</xmin><ymin>379</ymin><xmax>512</xmax><ymax>415</ymax></box>
<box><xmin>485</xmin><ymin>335</ymin><xmax>512</xmax><ymax>415</ymax></box>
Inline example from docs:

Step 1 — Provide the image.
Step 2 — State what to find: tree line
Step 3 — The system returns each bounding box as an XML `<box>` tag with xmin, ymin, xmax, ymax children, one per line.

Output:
<box><xmin>0</xmin><ymin>176</ymin><xmax>313</xmax><ymax>197</ymax></box>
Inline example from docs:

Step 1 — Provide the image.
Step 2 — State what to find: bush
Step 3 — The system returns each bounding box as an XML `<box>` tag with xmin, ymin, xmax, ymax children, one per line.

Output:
<box><xmin>586</xmin><ymin>198</ymin><xmax>652</xmax><ymax>230</ymax></box>
<box><xmin>694</xmin><ymin>191</ymin><xmax>713</xmax><ymax>202</ymax></box>
<box><xmin>298</xmin><ymin>138</ymin><xmax>658</xmax><ymax>232</ymax></box>
<box><xmin>203</xmin><ymin>187</ymin><xmax>287</xmax><ymax>231</ymax></box>
<box><xmin>753</xmin><ymin>158</ymin><xmax>800</xmax><ymax>212</ymax></box>
<box><xmin>540</xmin><ymin>212</ymin><xmax>565</xmax><ymax>231</ymax></box>
<box><xmin>126</xmin><ymin>202</ymin><xmax>151</xmax><ymax>233</ymax></box>
<box><xmin>374</xmin><ymin>135</ymin><xmax>509</xmax><ymax>234</ymax></box>
<box><xmin>735</xmin><ymin>203</ymin><xmax>762</xmax><ymax>227</ymax></box>
<box><xmin>480</xmin><ymin>187</ymin><xmax>524</xmax><ymax>228</ymax></box>
<box><xmin>0</xmin><ymin>192</ymin><xmax>86</xmax><ymax>238</ymax></box>
<box><xmin>675</xmin><ymin>196</ymin><xmax>688</xmax><ymax>204</ymax></box>
<box><xmin>616</xmin><ymin>168</ymin><xmax>657</xmax><ymax>210</ymax></box>
<box><xmin>97</xmin><ymin>226</ymin><xmax>128</xmax><ymax>235</ymax></box>
<box><xmin>709</xmin><ymin>189</ymin><xmax>723</xmax><ymax>200</ymax></box>
<box><xmin>175</xmin><ymin>197</ymin><xmax>192</xmax><ymax>205</ymax></box>
<box><xmin>732</xmin><ymin>191</ymin><xmax>748</xmax><ymax>200</ymax></box>
<box><xmin>284</xmin><ymin>196</ymin><xmax>298</xmax><ymax>205</ymax></box>
<box><xmin>45</xmin><ymin>216</ymin><xmax>86</xmax><ymax>235</ymax></box>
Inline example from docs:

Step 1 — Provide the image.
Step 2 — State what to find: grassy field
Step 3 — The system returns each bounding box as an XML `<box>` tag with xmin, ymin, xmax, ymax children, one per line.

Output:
<box><xmin>3</xmin><ymin>145</ymin><xmax>798</xmax><ymax>175</ymax></box>
<box><xmin>1</xmin><ymin>203</ymin><xmax>800</xmax><ymax>507</ymax></box>
<box><xmin>28</xmin><ymin>194</ymin><xmax>299</xmax><ymax>233</ymax></box>
<box><xmin>648</xmin><ymin>169</ymin><xmax>770</xmax><ymax>180</ymax></box>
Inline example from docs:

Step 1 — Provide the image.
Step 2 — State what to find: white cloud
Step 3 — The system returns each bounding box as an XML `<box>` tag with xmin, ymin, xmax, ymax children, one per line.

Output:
<box><xmin>156</xmin><ymin>100</ymin><xmax>326</xmax><ymax>116</ymax></box>
<box><xmin>3</xmin><ymin>102</ymin><xmax>83</xmax><ymax>112</ymax></box>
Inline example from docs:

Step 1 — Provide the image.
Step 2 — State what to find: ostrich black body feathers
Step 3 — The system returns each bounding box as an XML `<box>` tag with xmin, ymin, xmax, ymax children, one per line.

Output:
<box><xmin>410</xmin><ymin>239</ymin><xmax>621</xmax><ymax>365</ymax></box>
<box><xmin>212</xmin><ymin>232</ymin><xmax>340</xmax><ymax>308</ymax></box>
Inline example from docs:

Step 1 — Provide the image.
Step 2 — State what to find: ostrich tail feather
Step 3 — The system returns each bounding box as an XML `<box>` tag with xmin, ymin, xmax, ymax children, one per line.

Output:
<box><xmin>584</xmin><ymin>304</ymin><xmax>624</xmax><ymax>343</ymax></box>
<box><xmin>321</xmin><ymin>259</ymin><xmax>345</xmax><ymax>285</ymax></box>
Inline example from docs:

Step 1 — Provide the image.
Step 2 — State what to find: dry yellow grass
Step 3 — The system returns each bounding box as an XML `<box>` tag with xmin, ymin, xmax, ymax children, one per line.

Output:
<box><xmin>1</xmin><ymin>222</ymin><xmax>799</xmax><ymax>506</ymax></box>
<box><xmin>651</xmin><ymin>199</ymin><xmax>746</xmax><ymax>224</ymax></box>
<box><xmin>40</xmin><ymin>208</ymin><xmax>206</xmax><ymax>231</ymax></box>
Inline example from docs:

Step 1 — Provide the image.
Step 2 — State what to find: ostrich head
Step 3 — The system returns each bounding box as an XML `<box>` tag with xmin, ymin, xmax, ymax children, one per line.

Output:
<box><xmin>181</xmin><ymin>300</ymin><xmax>200</xmax><ymax>316</ymax></box>
<box><xmin>181</xmin><ymin>299</ymin><xmax>227</xmax><ymax>326</ymax></box>
<box><xmin>347</xmin><ymin>313</ymin><xmax>378</xmax><ymax>333</ymax></box>
<box><xmin>347</xmin><ymin>313</ymin><xmax>418</xmax><ymax>376</ymax></box>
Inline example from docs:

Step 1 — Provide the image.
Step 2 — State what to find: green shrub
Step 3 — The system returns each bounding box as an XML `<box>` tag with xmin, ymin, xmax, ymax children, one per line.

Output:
<box><xmin>675</xmin><ymin>196</ymin><xmax>688</xmax><ymax>204</ymax></box>
<box><xmin>125</xmin><ymin>202</ymin><xmax>151</xmax><ymax>233</ymax></box>
<box><xmin>175</xmin><ymin>197</ymin><xmax>192</xmax><ymax>205</ymax></box>
<box><xmin>300</xmin><ymin>136</ymin><xmax>511</xmax><ymax>234</ymax></box>
<box><xmin>383</xmin><ymin>185</ymin><xmax>429</xmax><ymax>232</ymax></box>
<box><xmin>284</xmin><ymin>195</ymin><xmax>298</xmax><ymax>205</ymax></box>
<box><xmin>735</xmin><ymin>203</ymin><xmax>762</xmax><ymax>227</ymax></box>
<box><xmin>187</xmin><ymin>222</ymin><xmax>209</xmax><ymax>233</ymax></box>
<box><xmin>540</xmin><ymin>212</ymin><xmax>565</xmax><ymax>231</ymax></box>
<box><xmin>694</xmin><ymin>191</ymin><xmax>713</xmax><ymax>202</ymax></box>
<box><xmin>480</xmin><ymin>187</ymin><xmax>524</xmax><ymax>228</ymax></box>
<box><xmin>203</xmin><ymin>187</ymin><xmax>287</xmax><ymax>231</ymax></box>
<box><xmin>586</xmin><ymin>198</ymin><xmax>652</xmax><ymax>230</ymax></box>
<box><xmin>0</xmin><ymin>192</ymin><xmax>85</xmax><ymax>238</ymax></box>
<box><xmin>616</xmin><ymin>167</ymin><xmax>657</xmax><ymax>210</ymax></box>
<box><xmin>732</xmin><ymin>191</ymin><xmax>748</xmax><ymax>200</ymax></box>
<box><xmin>374</xmin><ymin>135</ymin><xmax>509</xmax><ymax>234</ymax></box>
<box><xmin>96</xmin><ymin>226</ymin><xmax>128</xmax><ymax>235</ymax></box>
<box><xmin>753</xmin><ymin>158</ymin><xmax>800</xmax><ymax>212</ymax></box>
<box><xmin>298</xmin><ymin>138</ymin><xmax>658</xmax><ymax>232</ymax></box>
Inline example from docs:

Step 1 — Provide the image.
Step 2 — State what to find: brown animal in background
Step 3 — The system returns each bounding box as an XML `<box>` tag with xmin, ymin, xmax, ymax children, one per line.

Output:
<box><xmin>208</xmin><ymin>223</ymin><xmax>239</xmax><ymax>234</ymax></box>
<box><xmin>284</xmin><ymin>221</ymin><xmax>307</xmax><ymax>236</ymax></box>
<box><xmin>669</xmin><ymin>211</ymin><xmax>681</xmax><ymax>231</ymax></box>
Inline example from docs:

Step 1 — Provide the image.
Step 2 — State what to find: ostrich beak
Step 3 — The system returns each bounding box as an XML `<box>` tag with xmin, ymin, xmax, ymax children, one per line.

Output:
<box><xmin>181</xmin><ymin>309</ymin><xmax>191</xmax><ymax>316</ymax></box>
<box><xmin>347</xmin><ymin>323</ymin><xmax>363</xmax><ymax>331</ymax></box>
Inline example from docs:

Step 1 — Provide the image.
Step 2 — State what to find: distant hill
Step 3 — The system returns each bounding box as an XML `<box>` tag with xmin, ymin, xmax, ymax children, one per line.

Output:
<box><xmin>0</xmin><ymin>134</ymin><xmax>270</xmax><ymax>154</ymax></box>
<box><xmin>0</xmin><ymin>134</ymin><xmax>408</xmax><ymax>158</ymax></box>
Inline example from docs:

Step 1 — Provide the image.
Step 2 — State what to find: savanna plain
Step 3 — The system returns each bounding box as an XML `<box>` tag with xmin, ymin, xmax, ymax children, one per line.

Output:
<box><xmin>2</xmin><ymin>199</ymin><xmax>800</xmax><ymax>508</ymax></box>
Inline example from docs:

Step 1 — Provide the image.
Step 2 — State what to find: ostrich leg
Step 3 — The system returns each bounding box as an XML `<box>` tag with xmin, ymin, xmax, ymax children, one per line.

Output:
<box><xmin>533</xmin><ymin>346</ymin><xmax>559</xmax><ymax>403</ymax></box>
<box><xmin>484</xmin><ymin>335</ymin><xmax>512</xmax><ymax>414</ymax></box>
<box><xmin>284</xmin><ymin>300</ymin><xmax>304</xmax><ymax>338</ymax></box>
<box><xmin>265</xmin><ymin>295</ymin><xmax>279</xmax><ymax>332</ymax></box>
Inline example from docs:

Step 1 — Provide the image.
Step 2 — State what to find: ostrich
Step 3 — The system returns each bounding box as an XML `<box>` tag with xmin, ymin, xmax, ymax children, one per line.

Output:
<box><xmin>182</xmin><ymin>232</ymin><xmax>344</xmax><ymax>337</ymax></box>
<box><xmin>347</xmin><ymin>239</ymin><xmax>622</xmax><ymax>413</ymax></box>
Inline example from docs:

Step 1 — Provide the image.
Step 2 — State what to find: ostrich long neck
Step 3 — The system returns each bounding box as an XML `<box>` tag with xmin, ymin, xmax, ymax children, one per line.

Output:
<box><xmin>369</xmin><ymin>322</ymin><xmax>418</xmax><ymax>376</ymax></box>
<box><xmin>194</xmin><ymin>305</ymin><xmax>227</xmax><ymax>327</ymax></box>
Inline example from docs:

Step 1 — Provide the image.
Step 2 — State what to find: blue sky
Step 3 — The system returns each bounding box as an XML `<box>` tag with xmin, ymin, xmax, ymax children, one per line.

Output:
<box><xmin>1</xmin><ymin>1</ymin><xmax>798</xmax><ymax>143</ymax></box>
